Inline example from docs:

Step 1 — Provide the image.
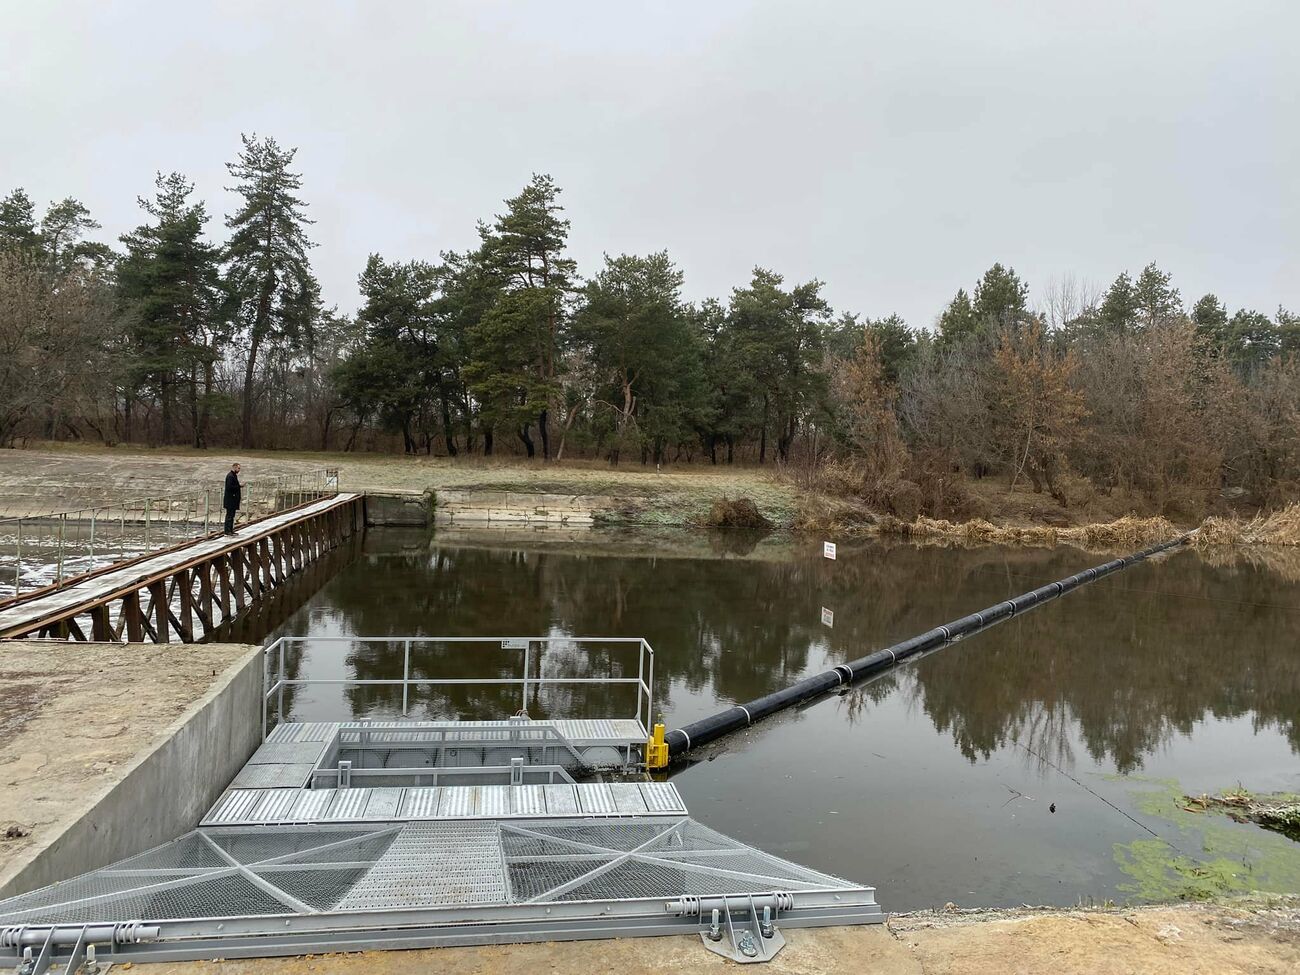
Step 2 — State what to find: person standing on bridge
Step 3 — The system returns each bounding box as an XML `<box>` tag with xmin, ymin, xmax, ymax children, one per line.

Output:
<box><xmin>223</xmin><ymin>463</ymin><xmax>243</xmax><ymax>536</ymax></box>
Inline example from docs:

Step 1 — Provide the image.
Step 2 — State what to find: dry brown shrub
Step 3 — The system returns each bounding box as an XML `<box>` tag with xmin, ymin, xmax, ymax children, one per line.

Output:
<box><xmin>699</xmin><ymin>496</ymin><xmax>773</xmax><ymax>529</ymax></box>
<box><xmin>892</xmin><ymin>513</ymin><xmax>1182</xmax><ymax>549</ymax></box>
<box><xmin>1195</xmin><ymin>502</ymin><xmax>1300</xmax><ymax>546</ymax></box>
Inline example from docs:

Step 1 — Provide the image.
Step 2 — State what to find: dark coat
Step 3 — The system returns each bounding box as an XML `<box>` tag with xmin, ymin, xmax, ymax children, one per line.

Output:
<box><xmin>223</xmin><ymin>470</ymin><xmax>242</xmax><ymax>511</ymax></box>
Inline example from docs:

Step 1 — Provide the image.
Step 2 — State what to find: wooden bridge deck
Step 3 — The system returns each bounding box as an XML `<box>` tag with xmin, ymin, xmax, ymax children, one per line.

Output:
<box><xmin>0</xmin><ymin>492</ymin><xmax>363</xmax><ymax>641</ymax></box>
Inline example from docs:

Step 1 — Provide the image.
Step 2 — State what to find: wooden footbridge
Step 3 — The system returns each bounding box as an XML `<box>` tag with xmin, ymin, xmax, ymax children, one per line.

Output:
<box><xmin>0</xmin><ymin>493</ymin><xmax>364</xmax><ymax>642</ymax></box>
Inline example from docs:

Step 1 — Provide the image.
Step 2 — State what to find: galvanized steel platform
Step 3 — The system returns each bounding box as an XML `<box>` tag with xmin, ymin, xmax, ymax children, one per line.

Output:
<box><xmin>0</xmin><ymin>639</ymin><xmax>884</xmax><ymax>968</ymax></box>
<box><xmin>205</xmin><ymin>781</ymin><xmax>687</xmax><ymax>825</ymax></box>
<box><xmin>206</xmin><ymin>716</ymin><xmax>679</xmax><ymax>827</ymax></box>
<box><xmin>0</xmin><ymin>817</ymin><xmax>882</xmax><ymax>966</ymax></box>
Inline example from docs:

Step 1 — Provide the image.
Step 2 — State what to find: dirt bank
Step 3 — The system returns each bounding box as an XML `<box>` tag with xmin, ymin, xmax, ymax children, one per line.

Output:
<box><xmin>0</xmin><ymin>640</ymin><xmax>257</xmax><ymax>895</ymax></box>
<box><xmin>0</xmin><ymin>444</ymin><xmax>797</xmax><ymax>527</ymax></box>
<box><xmin>143</xmin><ymin>898</ymin><xmax>1300</xmax><ymax>975</ymax></box>
<box><xmin>2</xmin><ymin>443</ymin><xmax>1294</xmax><ymax>544</ymax></box>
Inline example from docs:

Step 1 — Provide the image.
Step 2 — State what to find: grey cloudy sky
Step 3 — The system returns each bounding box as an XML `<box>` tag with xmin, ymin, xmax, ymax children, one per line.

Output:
<box><xmin>3</xmin><ymin>0</ymin><xmax>1297</xmax><ymax>327</ymax></box>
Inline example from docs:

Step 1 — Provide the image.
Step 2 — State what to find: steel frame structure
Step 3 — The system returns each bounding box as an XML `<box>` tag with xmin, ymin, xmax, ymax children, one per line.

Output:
<box><xmin>0</xmin><ymin>494</ymin><xmax>364</xmax><ymax>642</ymax></box>
<box><xmin>260</xmin><ymin>635</ymin><xmax>655</xmax><ymax>740</ymax></box>
<box><xmin>0</xmin><ymin>819</ymin><xmax>884</xmax><ymax>970</ymax></box>
<box><xmin>0</xmin><ymin>469</ymin><xmax>339</xmax><ymax>599</ymax></box>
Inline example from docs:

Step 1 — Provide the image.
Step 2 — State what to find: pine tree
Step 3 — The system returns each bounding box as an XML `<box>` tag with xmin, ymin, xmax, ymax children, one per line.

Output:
<box><xmin>576</xmin><ymin>251</ymin><xmax>704</xmax><ymax>463</ymax></box>
<box><xmin>118</xmin><ymin>173</ymin><xmax>227</xmax><ymax>445</ymax></box>
<box><xmin>466</xmin><ymin>174</ymin><xmax>576</xmax><ymax>459</ymax></box>
<box><xmin>224</xmin><ymin>134</ymin><xmax>318</xmax><ymax>448</ymax></box>
<box><xmin>1277</xmin><ymin>307</ymin><xmax>1300</xmax><ymax>358</ymax></box>
<box><xmin>972</xmin><ymin>263</ymin><xmax>1029</xmax><ymax>330</ymax></box>
<box><xmin>350</xmin><ymin>254</ymin><xmax>445</xmax><ymax>454</ymax></box>
<box><xmin>0</xmin><ymin>189</ymin><xmax>40</xmax><ymax>254</ymax></box>
<box><xmin>1098</xmin><ymin>272</ymin><xmax>1138</xmax><ymax>333</ymax></box>
<box><xmin>1224</xmin><ymin>309</ymin><xmax>1279</xmax><ymax>373</ymax></box>
<box><xmin>865</xmin><ymin>314</ymin><xmax>917</xmax><ymax>382</ymax></box>
<box><xmin>937</xmin><ymin>288</ymin><xmax>977</xmax><ymax>346</ymax></box>
<box><xmin>726</xmin><ymin>269</ymin><xmax>829</xmax><ymax>462</ymax></box>
<box><xmin>1133</xmin><ymin>262</ymin><xmax>1181</xmax><ymax>329</ymax></box>
<box><xmin>40</xmin><ymin>198</ymin><xmax>104</xmax><ymax>275</ymax></box>
<box><xmin>1191</xmin><ymin>293</ymin><xmax>1228</xmax><ymax>344</ymax></box>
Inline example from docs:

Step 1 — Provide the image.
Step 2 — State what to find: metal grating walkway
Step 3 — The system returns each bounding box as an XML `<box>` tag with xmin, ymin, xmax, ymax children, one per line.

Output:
<box><xmin>203</xmin><ymin>781</ymin><xmax>687</xmax><ymax>825</ymax></box>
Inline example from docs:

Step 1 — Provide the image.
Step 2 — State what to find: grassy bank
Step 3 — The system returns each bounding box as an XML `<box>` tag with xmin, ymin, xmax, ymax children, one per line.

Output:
<box><xmin>2</xmin><ymin>443</ymin><xmax>1296</xmax><ymax>547</ymax></box>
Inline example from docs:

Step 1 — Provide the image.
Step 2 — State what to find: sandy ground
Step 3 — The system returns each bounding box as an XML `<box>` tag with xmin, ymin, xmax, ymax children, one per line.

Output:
<box><xmin>0</xmin><ymin>444</ymin><xmax>797</xmax><ymax>526</ymax></box>
<box><xmin>0</xmin><ymin>640</ymin><xmax>255</xmax><ymax>893</ymax></box>
<box><xmin>142</xmin><ymin>899</ymin><xmax>1300</xmax><ymax>975</ymax></box>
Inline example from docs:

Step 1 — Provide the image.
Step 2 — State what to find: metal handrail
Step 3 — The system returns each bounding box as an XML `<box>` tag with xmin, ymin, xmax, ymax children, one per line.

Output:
<box><xmin>260</xmin><ymin>635</ymin><xmax>655</xmax><ymax>742</ymax></box>
<box><xmin>0</xmin><ymin>469</ymin><xmax>340</xmax><ymax>598</ymax></box>
<box><xmin>308</xmin><ymin>764</ymin><xmax>578</xmax><ymax>787</ymax></box>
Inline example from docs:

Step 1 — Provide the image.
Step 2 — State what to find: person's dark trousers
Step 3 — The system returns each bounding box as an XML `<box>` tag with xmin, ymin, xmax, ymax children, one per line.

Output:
<box><xmin>224</xmin><ymin>507</ymin><xmax>236</xmax><ymax>535</ymax></box>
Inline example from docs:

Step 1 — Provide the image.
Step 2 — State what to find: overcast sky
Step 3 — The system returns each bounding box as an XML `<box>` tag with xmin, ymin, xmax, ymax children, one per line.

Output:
<box><xmin>3</xmin><ymin>0</ymin><xmax>1296</xmax><ymax>328</ymax></box>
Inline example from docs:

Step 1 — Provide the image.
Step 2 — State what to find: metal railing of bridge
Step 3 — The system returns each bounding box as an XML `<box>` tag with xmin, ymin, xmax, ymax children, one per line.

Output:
<box><xmin>0</xmin><ymin>469</ymin><xmax>340</xmax><ymax>600</ymax></box>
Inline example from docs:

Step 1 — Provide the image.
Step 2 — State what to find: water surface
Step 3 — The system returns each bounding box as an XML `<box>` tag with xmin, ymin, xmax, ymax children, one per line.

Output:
<box><xmin>265</xmin><ymin>527</ymin><xmax>1300</xmax><ymax>910</ymax></box>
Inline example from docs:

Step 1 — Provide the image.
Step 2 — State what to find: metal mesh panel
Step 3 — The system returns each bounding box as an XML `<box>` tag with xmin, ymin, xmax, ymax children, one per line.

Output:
<box><xmin>506</xmin><ymin>858</ymin><xmax>613</xmax><ymax>901</ymax></box>
<box><xmin>273</xmin><ymin>832</ymin><xmax>397</xmax><ymax>866</ymax></box>
<box><xmin>552</xmin><ymin>859</ymin><xmax>822</xmax><ymax>902</ymax></box>
<box><xmin>643</xmin><ymin>819</ymin><xmax>748</xmax><ymax>853</ymax></box>
<box><xmin>651</xmin><ymin>850</ymin><xmax>849</xmax><ymax>886</ymax></box>
<box><xmin>209</xmin><ymin>829</ymin><xmax>374</xmax><ymax>864</ymax></box>
<box><xmin>0</xmin><ymin>871</ymin><xmax>177</xmax><ymax>917</ymax></box>
<box><xmin>501</xmin><ymin>820</ymin><xmax>678</xmax><ymax>857</ymax></box>
<box><xmin>114</xmin><ymin>833</ymin><xmax>229</xmax><ymax>870</ymax></box>
<box><xmin>33</xmin><ymin>873</ymin><xmax>291</xmax><ymax>924</ymax></box>
<box><xmin>253</xmin><ymin>868</ymin><xmax>370</xmax><ymax>910</ymax></box>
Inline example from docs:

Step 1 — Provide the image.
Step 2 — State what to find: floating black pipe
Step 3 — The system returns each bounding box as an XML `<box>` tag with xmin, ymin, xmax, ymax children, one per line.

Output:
<box><xmin>664</xmin><ymin>533</ymin><xmax>1192</xmax><ymax>759</ymax></box>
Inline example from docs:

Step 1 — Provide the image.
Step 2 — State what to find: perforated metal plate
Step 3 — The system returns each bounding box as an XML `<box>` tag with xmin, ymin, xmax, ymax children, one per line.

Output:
<box><xmin>201</xmin><ymin>783</ymin><xmax>688</xmax><ymax>825</ymax></box>
<box><xmin>335</xmin><ymin>822</ymin><xmax>510</xmax><ymax>909</ymax></box>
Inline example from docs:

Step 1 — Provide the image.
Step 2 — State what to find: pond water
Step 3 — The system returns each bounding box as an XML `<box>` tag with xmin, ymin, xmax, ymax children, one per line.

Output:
<box><xmin>262</xmin><ymin>526</ymin><xmax>1300</xmax><ymax>911</ymax></box>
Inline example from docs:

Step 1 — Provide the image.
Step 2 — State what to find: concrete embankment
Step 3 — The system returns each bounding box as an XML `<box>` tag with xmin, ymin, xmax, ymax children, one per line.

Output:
<box><xmin>433</xmin><ymin>489</ymin><xmax>614</xmax><ymax>526</ymax></box>
<box><xmin>364</xmin><ymin>489</ymin><xmax>618</xmax><ymax>528</ymax></box>
<box><xmin>0</xmin><ymin>640</ymin><xmax>262</xmax><ymax>898</ymax></box>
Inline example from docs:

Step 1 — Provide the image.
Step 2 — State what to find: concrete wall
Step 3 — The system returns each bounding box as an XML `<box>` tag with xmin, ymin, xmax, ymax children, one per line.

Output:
<box><xmin>434</xmin><ymin>489</ymin><xmax>613</xmax><ymax>527</ymax></box>
<box><xmin>364</xmin><ymin>490</ymin><xmax>432</xmax><ymax>527</ymax></box>
<box><xmin>0</xmin><ymin>647</ymin><xmax>263</xmax><ymax>899</ymax></box>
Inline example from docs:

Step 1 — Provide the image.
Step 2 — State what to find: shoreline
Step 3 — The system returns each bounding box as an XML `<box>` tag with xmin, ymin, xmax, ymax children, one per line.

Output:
<box><xmin>2</xmin><ymin>443</ymin><xmax>1296</xmax><ymax>549</ymax></box>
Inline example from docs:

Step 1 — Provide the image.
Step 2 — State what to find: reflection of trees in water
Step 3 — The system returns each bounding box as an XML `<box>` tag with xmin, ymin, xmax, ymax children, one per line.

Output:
<box><xmin>838</xmin><ymin>674</ymin><xmax>900</xmax><ymax>724</ymax></box>
<box><xmin>907</xmin><ymin>556</ymin><xmax>1300</xmax><ymax>773</ymax></box>
<box><xmin>294</xmin><ymin>531</ymin><xmax>1300</xmax><ymax>771</ymax></box>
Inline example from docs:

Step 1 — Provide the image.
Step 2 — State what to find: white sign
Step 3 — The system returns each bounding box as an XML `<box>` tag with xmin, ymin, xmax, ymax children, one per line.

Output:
<box><xmin>820</xmin><ymin>606</ymin><xmax>834</xmax><ymax>627</ymax></box>
<box><xmin>501</xmin><ymin>638</ymin><xmax>529</xmax><ymax>650</ymax></box>
<box><xmin>823</xmin><ymin>541</ymin><xmax>837</xmax><ymax>560</ymax></box>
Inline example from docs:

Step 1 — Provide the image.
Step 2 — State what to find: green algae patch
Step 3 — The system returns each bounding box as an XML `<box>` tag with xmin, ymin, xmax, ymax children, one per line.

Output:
<box><xmin>1113</xmin><ymin>779</ymin><xmax>1300</xmax><ymax>902</ymax></box>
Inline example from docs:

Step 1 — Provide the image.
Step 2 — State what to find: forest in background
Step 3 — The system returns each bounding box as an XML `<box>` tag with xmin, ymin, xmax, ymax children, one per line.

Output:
<box><xmin>2</xmin><ymin>133</ymin><xmax>1298</xmax><ymax>520</ymax></box>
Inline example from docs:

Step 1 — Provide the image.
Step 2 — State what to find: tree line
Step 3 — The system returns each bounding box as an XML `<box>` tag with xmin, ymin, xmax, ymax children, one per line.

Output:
<box><xmin>1</xmin><ymin>134</ymin><xmax>1297</xmax><ymax>515</ymax></box>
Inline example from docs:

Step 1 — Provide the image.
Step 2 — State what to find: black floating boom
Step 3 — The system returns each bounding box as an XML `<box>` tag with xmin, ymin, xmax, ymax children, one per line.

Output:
<box><xmin>664</xmin><ymin>533</ymin><xmax>1192</xmax><ymax>760</ymax></box>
